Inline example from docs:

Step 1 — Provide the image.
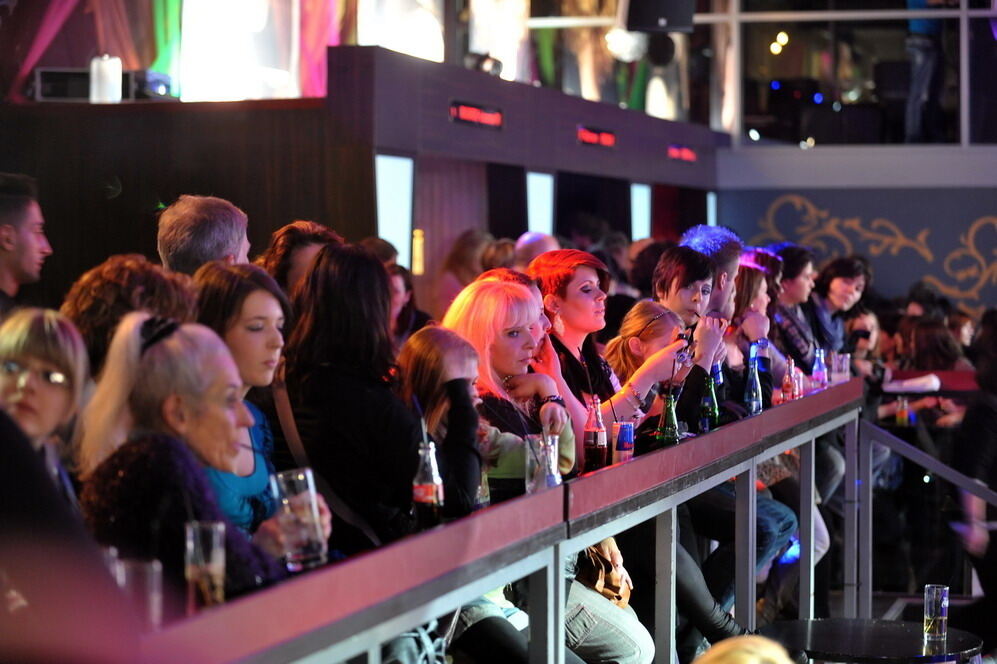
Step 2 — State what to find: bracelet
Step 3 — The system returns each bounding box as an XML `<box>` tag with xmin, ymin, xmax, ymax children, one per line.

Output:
<box><xmin>538</xmin><ymin>395</ymin><xmax>566</xmax><ymax>409</ymax></box>
<box><xmin>625</xmin><ymin>382</ymin><xmax>646</xmax><ymax>406</ymax></box>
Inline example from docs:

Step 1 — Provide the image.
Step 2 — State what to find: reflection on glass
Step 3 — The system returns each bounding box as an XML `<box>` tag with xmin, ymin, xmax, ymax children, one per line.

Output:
<box><xmin>969</xmin><ymin>17</ymin><xmax>997</xmax><ymax>143</ymax></box>
<box><xmin>743</xmin><ymin>20</ymin><xmax>959</xmax><ymax>145</ymax></box>
<box><xmin>744</xmin><ymin>0</ymin><xmax>948</xmax><ymax>10</ymax></box>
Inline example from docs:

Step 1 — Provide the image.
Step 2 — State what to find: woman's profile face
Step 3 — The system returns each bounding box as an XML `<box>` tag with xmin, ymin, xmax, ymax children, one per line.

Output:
<box><xmin>555</xmin><ymin>267</ymin><xmax>607</xmax><ymax>335</ymax></box>
<box><xmin>223</xmin><ymin>290</ymin><xmax>285</xmax><ymax>389</ymax></box>
<box><xmin>177</xmin><ymin>354</ymin><xmax>254</xmax><ymax>473</ymax></box>
<box><xmin>748</xmin><ymin>278</ymin><xmax>770</xmax><ymax>314</ymax></box>
<box><xmin>389</xmin><ymin>274</ymin><xmax>411</xmax><ymax>324</ymax></box>
<box><xmin>0</xmin><ymin>354</ymin><xmax>74</xmax><ymax>446</ymax></box>
<box><xmin>490</xmin><ymin>314</ymin><xmax>537</xmax><ymax>379</ymax></box>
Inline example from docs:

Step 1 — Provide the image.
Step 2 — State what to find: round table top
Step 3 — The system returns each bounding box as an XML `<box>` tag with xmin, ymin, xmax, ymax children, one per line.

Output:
<box><xmin>759</xmin><ymin>618</ymin><xmax>983</xmax><ymax>663</ymax></box>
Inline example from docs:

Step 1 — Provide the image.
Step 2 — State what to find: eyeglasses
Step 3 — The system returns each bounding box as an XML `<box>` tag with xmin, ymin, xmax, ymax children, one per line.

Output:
<box><xmin>1</xmin><ymin>359</ymin><xmax>69</xmax><ymax>387</ymax></box>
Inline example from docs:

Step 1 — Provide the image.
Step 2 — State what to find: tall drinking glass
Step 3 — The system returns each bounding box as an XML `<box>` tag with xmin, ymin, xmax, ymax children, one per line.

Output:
<box><xmin>923</xmin><ymin>584</ymin><xmax>948</xmax><ymax>641</ymax></box>
<box><xmin>185</xmin><ymin>521</ymin><xmax>225</xmax><ymax>615</ymax></box>
<box><xmin>115</xmin><ymin>558</ymin><xmax>163</xmax><ymax>630</ymax></box>
<box><xmin>525</xmin><ymin>434</ymin><xmax>561</xmax><ymax>494</ymax></box>
<box><xmin>271</xmin><ymin>468</ymin><xmax>328</xmax><ymax>571</ymax></box>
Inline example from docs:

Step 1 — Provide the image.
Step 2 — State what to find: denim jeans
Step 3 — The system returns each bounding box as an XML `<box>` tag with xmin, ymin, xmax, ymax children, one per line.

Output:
<box><xmin>686</xmin><ymin>483</ymin><xmax>798</xmax><ymax>611</ymax></box>
<box><xmin>565</xmin><ymin>579</ymin><xmax>655</xmax><ymax>664</ymax></box>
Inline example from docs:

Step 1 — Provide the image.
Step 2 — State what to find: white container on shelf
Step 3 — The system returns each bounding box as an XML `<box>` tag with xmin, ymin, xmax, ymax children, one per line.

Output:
<box><xmin>89</xmin><ymin>54</ymin><xmax>122</xmax><ymax>103</ymax></box>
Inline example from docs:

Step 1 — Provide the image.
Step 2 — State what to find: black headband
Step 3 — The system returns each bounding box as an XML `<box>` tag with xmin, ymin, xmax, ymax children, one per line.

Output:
<box><xmin>140</xmin><ymin>316</ymin><xmax>180</xmax><ymax>355</ymax></box>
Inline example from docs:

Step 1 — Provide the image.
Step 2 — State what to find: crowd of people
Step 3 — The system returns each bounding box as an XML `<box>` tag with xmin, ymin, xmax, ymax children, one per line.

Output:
<box><xmin>0</xmin><ymin>169</ymin><xmax>994</xmax><ymax>663</ymax></box>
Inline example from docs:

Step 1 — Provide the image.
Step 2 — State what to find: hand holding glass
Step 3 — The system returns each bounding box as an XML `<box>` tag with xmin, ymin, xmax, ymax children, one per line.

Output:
<box><xmin>271</xmin><ymin>468</ymin><xmax>328</xmax><ymax>571</ymax></box>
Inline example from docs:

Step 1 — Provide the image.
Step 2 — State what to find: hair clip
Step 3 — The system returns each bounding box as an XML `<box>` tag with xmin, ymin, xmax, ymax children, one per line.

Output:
<box><xmin>140</xmin><ymin>316</ymin><xmax>180</xmax><ymax>355</ymax></box>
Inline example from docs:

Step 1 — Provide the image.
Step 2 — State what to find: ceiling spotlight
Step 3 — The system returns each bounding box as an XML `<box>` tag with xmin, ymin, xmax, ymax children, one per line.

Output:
<box><xmin>776</xmin><ymin>31</ymin><xmax>789</xmax><ymax>46</ymax></box>
<box><xmin>770</xmin><ymin>42</ymin><xmax>783</xmax><ymax>55</ymax></box>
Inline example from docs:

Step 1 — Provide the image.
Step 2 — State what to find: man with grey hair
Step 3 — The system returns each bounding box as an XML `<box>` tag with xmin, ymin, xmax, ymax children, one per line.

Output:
<box><xmin>157</xmin><ymin>195</ymin><xmax>250</xmax><ymax>275</ymax></box>
<box><xmin>513</xmin><ymin>231</ymin><xmax>560</xmax><ymax>271</ymax></box>
<box><xmin>680</xmin><ymin>224</ymin><xmax>744</xmax><ymax>319</ymax></box>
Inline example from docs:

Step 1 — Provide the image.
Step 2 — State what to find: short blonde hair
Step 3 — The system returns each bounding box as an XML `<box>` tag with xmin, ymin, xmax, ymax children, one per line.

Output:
<box><xmin>0</xmin><ymin>308</ymin><xmax>89</xmax><ymax>409</ymax></box>
<box><xmin>604</xmin><ymin>300</ymin><xmax>683</xmax><ymax>384</ymax></box>
<box><xmin>693</xmin><ymin>636</ymin><xmax>793</xmax><ymax>664</ymax></box>
<box><xmin>441</xmin><ymin>280</ymin><xmax>535</xmax><ymax>402</ymax></box>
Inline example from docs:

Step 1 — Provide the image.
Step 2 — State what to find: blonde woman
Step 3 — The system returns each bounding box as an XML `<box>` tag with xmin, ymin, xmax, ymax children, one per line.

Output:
<box><xmin>0</xmin><ymin>308</ymin><xmax>89</xmax><ymax>506</ymax></box>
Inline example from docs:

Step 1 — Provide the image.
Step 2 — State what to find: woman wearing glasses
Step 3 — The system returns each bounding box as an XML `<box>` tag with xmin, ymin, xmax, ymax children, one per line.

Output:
<box><xmin>0</xmin><ymin>308</ymin><xmax>89</xmax><ymax>507</ymax></box>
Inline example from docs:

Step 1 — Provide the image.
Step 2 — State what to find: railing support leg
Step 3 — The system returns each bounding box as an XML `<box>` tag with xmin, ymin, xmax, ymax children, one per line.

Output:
<box><xmin>654</xmin><ymin>509</ymin><xmax>677</xmax><ymax>658</ymax></box>
<box><xmin>736</xmin><ymin>465</ymin><xmax>758</xmax><ymax>630</ymax></box>
<box><xmin>798</xmin><ymin>439</ymin><xmax>816</xmax><ymax>620</ymax></box>
<box><xmin>843</xmin><ymin>420</ymin><xmax>859</xmax><ymax>617</ymax></box>
<box><xmin>858</xmin><ymin>421</ymin><xmax>874</xmax><ymax>619</ymax></box>
<box><xmin>529</xmin><ymin>545</ymin><xmax>565</xmax><ymax>664</ymax></box>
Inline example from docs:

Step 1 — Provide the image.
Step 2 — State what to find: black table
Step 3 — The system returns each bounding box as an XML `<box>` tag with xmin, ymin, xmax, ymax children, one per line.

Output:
<box><xmin>760</xmin><ymin>618</ymin><xmax>983</xmax><ymax>663</ymax></box>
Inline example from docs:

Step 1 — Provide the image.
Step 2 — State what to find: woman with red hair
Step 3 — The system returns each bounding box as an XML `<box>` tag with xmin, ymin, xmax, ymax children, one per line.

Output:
<box><xmin>527</xmin><ymin>250</ymin><xmax>686</xmax><ymax>468</ymax></box>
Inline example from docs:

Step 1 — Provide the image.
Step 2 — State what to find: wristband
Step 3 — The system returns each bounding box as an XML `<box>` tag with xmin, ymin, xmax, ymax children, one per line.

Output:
<box><xmin>538</xmin><ymin>395</ymin><xmax>566</xmax><ymax>409</ymax></box>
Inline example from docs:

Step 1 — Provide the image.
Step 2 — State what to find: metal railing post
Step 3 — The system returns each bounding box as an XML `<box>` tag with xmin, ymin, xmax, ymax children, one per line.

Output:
<box><xmin>798</xmin><ymin>438</ymin><xmax>816</xmax><ymax>619</ymax></box>
<box><xmin>858</xmin><ymin>419</ymin><xmax>874</xmax><ymax>618</ymax></box>
<box><xmin>654</xmin><ymin>509</ymin><xmax>677</xmax><ymax>657</ymax></box>
<box><xmin>735</xmin><ymin>465</ymin><xmax>758</xmax><ymax>630</ymax></box>
<box><xmin>843</xmin><ymin>418</ymin><xmax>859</xmax><ymax>617</ymax></box>
<box><xmin>528</xmin><ymin>545</ymin><xmax>565</xmax><ymax>664</ymax></box>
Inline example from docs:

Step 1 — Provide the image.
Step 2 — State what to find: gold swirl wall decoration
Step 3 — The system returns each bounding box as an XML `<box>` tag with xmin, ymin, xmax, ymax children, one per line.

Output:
<box><xmin>922</xmin><ymin>216</ymin><xmax>997</xmax><ymax>308</ymax></box>
<box><xmin>746</xmin><ymin>193</ymin><xmax>995</xmax><ymax>316</ymax></box>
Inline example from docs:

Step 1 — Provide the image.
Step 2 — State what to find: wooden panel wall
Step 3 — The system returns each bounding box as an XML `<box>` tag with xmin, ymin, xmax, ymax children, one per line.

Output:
<box><xmin>0</xmin><ymin>100</ymin><xmax>376</xmax><ymax>308</ymax></box>
<box><xmin>412</xmin><ymin>155</ymin><xmax>488</xmax><ymax>319</ymax></box>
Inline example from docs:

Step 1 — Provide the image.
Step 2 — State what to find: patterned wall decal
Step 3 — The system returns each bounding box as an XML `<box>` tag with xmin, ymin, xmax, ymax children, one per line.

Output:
<box><xmin>719</xmin><ymin>189</ymin><xmax>997</xmax><ymax>319</ymax></box>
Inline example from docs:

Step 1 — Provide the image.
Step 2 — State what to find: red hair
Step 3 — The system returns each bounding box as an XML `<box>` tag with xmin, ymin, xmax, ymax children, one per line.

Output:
<box><xmin>526</xmin><ymin>249</ymin><xmax>610</xmax><ymax>300</ymax></box>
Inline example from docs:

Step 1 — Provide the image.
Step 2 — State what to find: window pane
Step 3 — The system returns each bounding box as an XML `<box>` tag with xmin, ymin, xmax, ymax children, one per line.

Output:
<box><xmin>744</xmin><ymin>0</ymin><xmax>932</xmax><ymax>10</ymax></box>
<box><xmin>742</xmin><ymin>20</ymin><xmax>960</xmax><ymax>145</ymax></box>
<box><xmin>969</xmin><ymin>18</ymin><xmax>997</xmax><ymax>142</ymax></box>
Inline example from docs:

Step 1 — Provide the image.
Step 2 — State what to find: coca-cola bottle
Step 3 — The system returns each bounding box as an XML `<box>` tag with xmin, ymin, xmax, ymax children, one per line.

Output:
<box><xmin>413</xmin><ymin>440</ymin><xmax>444</xmax><ymax>529</ymax></box>
<box><xmin>583</xmin><ymin>396</ymin><xmax>608</xmax><ymax>471</ymax></box>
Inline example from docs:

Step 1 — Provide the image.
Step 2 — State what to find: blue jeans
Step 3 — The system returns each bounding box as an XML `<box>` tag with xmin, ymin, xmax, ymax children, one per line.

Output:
<box><xmin>686</xmin><ymin>484</ymin><xmax>798</xmax><ymax>611</ymax></box>
<box><xmin>565</xmin><ymin>579</ymin><xmax>655</xmax><ymax>664</ymax></box>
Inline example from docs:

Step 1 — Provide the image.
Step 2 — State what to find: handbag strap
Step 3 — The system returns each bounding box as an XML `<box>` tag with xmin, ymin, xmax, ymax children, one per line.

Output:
<box><xmin>271</xmin><ymin>362</ymin><xmax>382</xmax><ymax>548</ymax></box>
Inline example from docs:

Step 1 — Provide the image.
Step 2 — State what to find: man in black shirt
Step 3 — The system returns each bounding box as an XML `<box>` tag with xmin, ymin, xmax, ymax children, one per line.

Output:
<box><xmin>0</xmin><ymin>173</ymin><xmax>52</xmax><ymax>319</ymax></box>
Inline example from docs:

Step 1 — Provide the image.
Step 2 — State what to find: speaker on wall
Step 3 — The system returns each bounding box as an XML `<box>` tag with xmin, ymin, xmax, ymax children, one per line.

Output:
<box><xmin>624</xmin><ymin>0</ymin><xmax>694</xmax><ymax>34</ymax></box>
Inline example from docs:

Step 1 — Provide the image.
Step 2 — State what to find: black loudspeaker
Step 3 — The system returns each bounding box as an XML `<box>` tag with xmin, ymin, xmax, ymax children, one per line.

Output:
<box><xmin>625</xmin><ymin>0</ymin><xmax>694</xmax><ymax>34</ymax></box>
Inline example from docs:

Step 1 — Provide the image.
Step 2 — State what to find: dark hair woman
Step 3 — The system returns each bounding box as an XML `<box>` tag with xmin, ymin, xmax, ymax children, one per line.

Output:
<box><xmin>284</xmin><ymin>244</ymin><xmax>420</xmax><ymax>554</ymax></box>
<box><xmin>192</xmin><ymin>263</ymin><xmax>332</xmax><ymax>551</ymax></box>
<box><xmin>254</xmin><ymin>220</ymin><xmax>343</xmax><ymax>295</ymax></box>
<box><xmin>810</xmin><ymin>256</ymin><xmax>872</xmax><ymax>352</ymax></box>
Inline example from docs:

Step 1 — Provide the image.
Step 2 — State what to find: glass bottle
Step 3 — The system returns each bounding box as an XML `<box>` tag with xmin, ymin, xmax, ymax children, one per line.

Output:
<box><xmin>413</xmin><ymin>440</ymin><xmax>444</xmax><ymax>529</ymax></box>
<box><xmin>812</xmin><ymin>348</ymin><xmax>829</xmax><ymax>389</ymax></box>
<box><xmin>782</xmin><ymin>357</ymin><xmax>796</xmax><ymax>402</ymax></box>
<box><xmin>699</xmin><ymin>373</ymin><xmax>720</xmax><ymax>433</ymax></box>
<box><xmin>655</xmin><ymin>389</ymin><xmax>682</xmax><ymax>447</ymax></box>
<box><xmin>744</xmin><ymin>342</ymin><xmax>763</xmax><ymax>416</ymax></box>
<box><xmin>583</xmin><ymin>396</ymin><xmax>608</xmax><ymax>471</ymax></box>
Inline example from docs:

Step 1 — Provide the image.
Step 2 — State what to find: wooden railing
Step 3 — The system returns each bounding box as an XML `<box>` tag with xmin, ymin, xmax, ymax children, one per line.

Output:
<box><xmin>141</xmin><ymin>378</ymin><xmax>866</xmax><ymax>664</ymax></box>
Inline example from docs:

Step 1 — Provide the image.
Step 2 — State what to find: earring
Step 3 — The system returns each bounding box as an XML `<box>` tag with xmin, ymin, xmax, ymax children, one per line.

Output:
<box><xmin>551</xmin><ymin>311</ymin><xmax>565</xmax><ymax>337</ymax></box>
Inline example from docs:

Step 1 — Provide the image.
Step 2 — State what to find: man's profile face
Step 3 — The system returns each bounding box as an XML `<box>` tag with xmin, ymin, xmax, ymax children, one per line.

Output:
<box><xmin>9</xmin><ymin>201</ymin><xmax>53</xmax><ymax>285</ymax></box>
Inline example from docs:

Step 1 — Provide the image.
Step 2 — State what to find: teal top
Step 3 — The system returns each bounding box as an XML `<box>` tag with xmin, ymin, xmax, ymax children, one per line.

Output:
<box><xmin>204</xmin><ymin>401</ymin><xmax>277</xmax><ymax>534</ymax></box>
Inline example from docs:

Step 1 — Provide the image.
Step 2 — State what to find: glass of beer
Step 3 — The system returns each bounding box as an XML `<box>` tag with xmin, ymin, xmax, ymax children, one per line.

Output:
<box><xmin>923</xmin><ymin>584</ymin><xmax>948</xmax><ymax>641</ymax></box>
<box><xmin>271</xmin><ymin>468</ymin><xmax>328</xmax><ymax>572</ymax></box>
<box><xmin>185</xmin><ymin>521</ymin><xmax>225</xmax><ymax>615</ymax></box>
